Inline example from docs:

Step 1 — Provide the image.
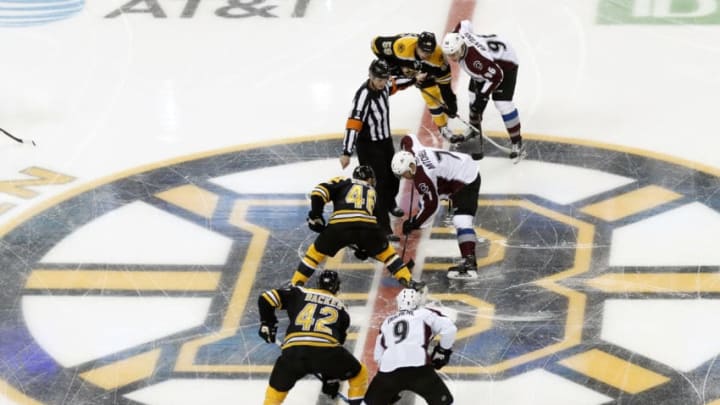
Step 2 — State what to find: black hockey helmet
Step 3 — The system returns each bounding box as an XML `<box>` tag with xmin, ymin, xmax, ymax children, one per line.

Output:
<box><xmin>352</xmin><ymin>165</ymin><xmax>375</xmax><ymax>182</ymax></box>
<box><xmin>369</xmin><ymin>59</ymin><xmax>390</xmax><ymax>79</ymax></box>
<box><xmin>417</xmin><ymin>31</ymin><xmax>437</xmax><ymax>53</ymax></box>
<box><xmin>317</xmin><ymin>270</ymin><xmax>341</xmax><ymax>294</ymax></box>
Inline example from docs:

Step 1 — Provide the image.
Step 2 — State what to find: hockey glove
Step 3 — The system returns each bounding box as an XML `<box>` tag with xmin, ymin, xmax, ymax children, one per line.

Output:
<box><xmin>449</xmin><ymin>134</ymin><xmax>466</xmax><ymax>144</ymax></box>
<box><xmin>353</xmin><ymin>248</ymin><xmax>369</xmax><ymax>261</ymax></box>
<box><xmin>307</xmin><ymin>211</ymin><xmax>326</xmax><ymax>233</ymax></box>
<box><xmin>258</xmin><ymin>322</ymin><xmax>278</xmax><ymax>343</ymax></box>
<box><xmin>439</xmin><ymin>83</ymin><xmax>457</xmax><ymax>118</ymax></box>
<box><xmin>321</xmin><ymin>379</ymin><xmax>340</xmax><ymax>399</ymax></box>
<box><xmin>399</xmin><ymin>278</ymin><xmax>426</xmax><ymax>292</ymax></box>
<box><xmin>444</xmin><ymin>106</ymin><xmax>457</xmax><ymax>119</ymax></box>
<box><xmin>402</xmin><ymin>217</ymin><xmax>419</xmax><ymax>235</ymax></box>
<box><xmin>431</xmin><ymin>345</ymin><xmax>453</xmax><ymax>369</ymax></box>
<box><xmin>444</xmin><ymin>99</ymin><xmax>458</xmax><ymax>118</ymax></box>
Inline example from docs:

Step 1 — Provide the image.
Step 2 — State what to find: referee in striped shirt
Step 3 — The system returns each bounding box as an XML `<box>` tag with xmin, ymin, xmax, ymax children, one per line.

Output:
<box><xmin>339</xmin><ymin>59</ymin><xmax>415</xmax><ymax>241</ymax></box>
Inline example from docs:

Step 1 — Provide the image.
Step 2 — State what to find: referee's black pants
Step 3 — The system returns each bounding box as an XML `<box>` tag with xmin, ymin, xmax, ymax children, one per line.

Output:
<box><xmin>356</xmin><ymin>137</ymin><xmax>399</xmax><ymax>236</ymax></box>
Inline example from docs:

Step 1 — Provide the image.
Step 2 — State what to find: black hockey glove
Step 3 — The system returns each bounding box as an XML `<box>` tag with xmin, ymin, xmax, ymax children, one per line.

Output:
<box><xmin>439</xmin><ymin>83</ymin><xmax>457</xmax><ymax>118</ymax></box>
<box><xmin>402</xmin><ymin>217</ymin><xmax>419</xmax><ymax>235</ymax></box>
<box><xmin>258</xmin><ymin>322</ymin><xmax>278</xmax><ymax>343</ymax></box>
<box><xmin>307</xmin><ymin>211</ymin><xmax>326</xmax><ymax>233</ymax></box>
<box><xmin>431</xmin><ymin>345</ymin><xmax>452</xmax><ymax>369</ymax></box>
<box><xmin>399</xmin><ymin>278</ymin><xmax>426</xmax><ymax>292</ymax></box>
<box><xmin>449</xmin><ymin>134</ymin><xmax>466</xmax><ymax>144</ymax></box>
<box><xmin>444</xmin><ymin>104</ymin><xmax>458</xmax><ymax>118</ymax></box>
<box><xmin>354</xmin><ymin>248</ymin><xmax>369</xmax><ymax>261</ymax></box>
<box><xmin>321</xmin><ymin>378</ymin><xmax>340</xmax><ymax>399</ymax></box>
<box><xmin>444</xmin><ymin>96</ymin><xmax>458</xmax><ymax>118</ymax></box>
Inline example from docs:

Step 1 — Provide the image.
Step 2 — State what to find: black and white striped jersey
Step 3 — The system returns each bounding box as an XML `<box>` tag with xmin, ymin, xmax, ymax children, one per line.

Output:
<box><xmin>342</xmin><ymin>77</ymin><xmax>414</xmax><ymax>156</ymax></box>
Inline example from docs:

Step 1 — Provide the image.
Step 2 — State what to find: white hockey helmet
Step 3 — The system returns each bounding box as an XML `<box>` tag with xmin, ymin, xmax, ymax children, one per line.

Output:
<box><xmin>441</xmin><ymin>33</ymin><xmax>463</xmax><ymax>56</ymax></box>
<box><xmin>391</xmin><ymin>151</ymin><xmax>416</xmax><ymax>177</ymax></box>
<box><xmin>396</xmin><ymin>288</ymin><xmax>420</xmax><ymax>311</ymax></box>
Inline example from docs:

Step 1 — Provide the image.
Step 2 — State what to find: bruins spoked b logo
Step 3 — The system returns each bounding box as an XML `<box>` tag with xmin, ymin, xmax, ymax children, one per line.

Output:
<box><xmin>0</xmin><ymin>134</ymin><xmax>718</xmax><ymax>404</ymax></box>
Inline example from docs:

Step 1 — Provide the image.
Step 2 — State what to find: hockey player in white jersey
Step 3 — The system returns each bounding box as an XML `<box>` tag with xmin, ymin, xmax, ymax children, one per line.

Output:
<box><xmin>364</xmin><ymin>288</ymin><xmax>457</xmax><ymax>405</ymax></box>
<box><xmin>392</xmin><ymin>135</ymin><xmax>482</xmax><ymax>279</ymax></box>
<box><xmin>441</xmin><ymin>19</ymin><xmax>525</xmax><ymax>162</ymax></box>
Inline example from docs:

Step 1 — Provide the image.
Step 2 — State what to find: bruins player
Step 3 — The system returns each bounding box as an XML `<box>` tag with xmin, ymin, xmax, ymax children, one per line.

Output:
<box><xmin>291</xmin><ymin>165</ymin><xmax>424</xmax><ymax>290</ymax></box>
<box><xmin>371</xmin><ymin>31</ymin><xmax>458</xmax><ymax>139</ymax></box>
<box><xmin>258</xmin><ymin>270</ymin><xmax>366</xmax><ymax>405</ymax></box>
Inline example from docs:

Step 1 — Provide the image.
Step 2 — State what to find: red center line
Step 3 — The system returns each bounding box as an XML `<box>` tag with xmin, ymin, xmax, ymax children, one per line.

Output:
<box><xmin>361</xmin><ymin>0</ymin><xmax>476</xmax><ymax>377</ymax></box>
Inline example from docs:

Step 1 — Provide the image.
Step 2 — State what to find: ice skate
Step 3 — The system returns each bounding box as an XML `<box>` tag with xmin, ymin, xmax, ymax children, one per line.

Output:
<box><xmin>509</xmin><ymin>141</ymin><xmax>527</xmax><ymax>164</ymax></box>
<box><xmin>447</xmin><ymin>255</ymin><xmax>479</xmax><ymax>279</ymax></box>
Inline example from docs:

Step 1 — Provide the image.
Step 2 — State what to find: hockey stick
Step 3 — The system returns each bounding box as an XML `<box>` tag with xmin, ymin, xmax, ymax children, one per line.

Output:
<box><xmin>400</xmin><ymin>183</ymin><xmax>415</xmax><ymax>263</ymax></box>
<box><xmin>312</xmin><ymin>373</ymin><xmax>351</xmax><ymax>404</ymax></box>
<box><xmin>443</xmin><ymin>199</ymin><xmax>454</xmax><ymax>226</ymax></box>
<box><xmin>452</xmin><ymin>115</ymin><xmax>512</xmax><ymax>155</ymax></box>
<box><xmin>0</xmin><ymin>127</ymin><xmax>36</xmax><ymax>146</ymax></box>
<box><xmin>416</xmin><ymin>87</ymin><xmax>512</xmax><ymax>154</ymax></box>
<box><xmin>349</xmin><ymin>243</ymin><xmax>414</xmax><ymax>270</ymax></box>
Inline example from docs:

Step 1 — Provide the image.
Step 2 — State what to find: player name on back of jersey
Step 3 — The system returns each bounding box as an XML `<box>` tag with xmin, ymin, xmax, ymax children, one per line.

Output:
<box><xmin>417</xmin><ymin>150</ymin><xmax>436</xmax><ymax>169</ymax></box>
<box><xmin>305</xmin><ymin>291</ymin><xmax>344</xmax><ymax>309</ymax></box>
<box><xmin>387</xmin><ymin>310</ymin><xmax>413</xmax><ymax>322</ymax></box>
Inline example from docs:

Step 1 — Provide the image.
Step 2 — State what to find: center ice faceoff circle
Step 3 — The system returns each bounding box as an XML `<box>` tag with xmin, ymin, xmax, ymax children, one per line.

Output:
<box><xmin>0</xmin><ymin>135</ymin><xmax>718</xmax><ymax>404</ymax></box>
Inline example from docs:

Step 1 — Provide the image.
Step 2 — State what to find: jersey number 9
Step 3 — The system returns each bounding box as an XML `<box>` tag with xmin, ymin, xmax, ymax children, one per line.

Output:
<box><xmin>393</xmin><ymin>319</ymin><xmax>409</xmax><ymax>343</ymax></box>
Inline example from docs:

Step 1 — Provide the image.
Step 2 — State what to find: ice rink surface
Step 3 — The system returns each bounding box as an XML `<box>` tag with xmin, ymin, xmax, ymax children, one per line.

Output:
<box><xmin>0</xmin><ymin>0</ymin><xmax>719</xmax><ymax>404</ymax></box>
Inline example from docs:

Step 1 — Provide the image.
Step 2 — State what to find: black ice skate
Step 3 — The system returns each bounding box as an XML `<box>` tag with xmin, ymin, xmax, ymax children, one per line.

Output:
<box><xmin>447</xmin><ymin>255</ymin><xmax>479</xmax><ymax>279</ymax></box>
<box><xmin>509</xmin><ymin>141</ymin><xmax>527</xmax><ymax>164</ymax></box>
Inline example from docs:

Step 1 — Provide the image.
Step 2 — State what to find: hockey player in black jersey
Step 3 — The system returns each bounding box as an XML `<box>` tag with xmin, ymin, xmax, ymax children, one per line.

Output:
<box><xmin>291</xmin><ymin>165</ymin><xmax>424</xmax><ymax>291</ymax></box>
<box><xmin>258</xmin><ymin>270</ymin><xmax>366</xmax><ymax>405</ymax></box>
<box><xmin>371</xmin><ymin>31</ymin><xmax>458</xmax><ymax>140</ymax></box>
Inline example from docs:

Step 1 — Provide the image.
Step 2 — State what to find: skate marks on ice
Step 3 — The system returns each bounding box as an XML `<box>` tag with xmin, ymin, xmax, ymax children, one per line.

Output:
<box><xmin>0</xmin><ymin>135</ymin><xmax>717</xmax><ymax>404</ymax></box>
